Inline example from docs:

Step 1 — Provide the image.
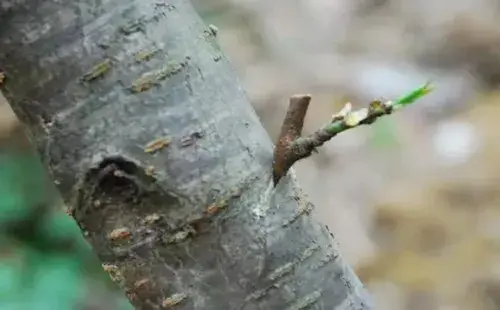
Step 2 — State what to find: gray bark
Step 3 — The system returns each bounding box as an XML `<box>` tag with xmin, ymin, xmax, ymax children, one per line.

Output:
<box><xmin>0</xmin><ymin>0</ymin><xmax>373</xmax><ymax>309</ymax></box>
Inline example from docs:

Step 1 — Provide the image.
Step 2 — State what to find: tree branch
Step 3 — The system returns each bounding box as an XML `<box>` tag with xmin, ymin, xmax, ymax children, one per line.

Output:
<box><xmin>272</xmin><ymin>83</ymin><xmax>434</xmax><ymax>185</ymax></box>
<box><xmin>272</xmin><ymin>94</ymin><xmax>311</xmax><ymax>185</ymax></box>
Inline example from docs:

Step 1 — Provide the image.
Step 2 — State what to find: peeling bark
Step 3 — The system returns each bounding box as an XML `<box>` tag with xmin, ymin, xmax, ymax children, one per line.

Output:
<box><xmin>0</xmin><ymin>0</ymin><xmax>373</xmax><ymax>309</ymax></box>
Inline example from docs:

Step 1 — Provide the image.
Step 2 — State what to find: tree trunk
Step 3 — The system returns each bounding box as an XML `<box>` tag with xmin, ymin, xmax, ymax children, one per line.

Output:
<box><xmin>0</xmin><ymin>1</ymin><xmax>372</xmax><ymax>309</ymax></box>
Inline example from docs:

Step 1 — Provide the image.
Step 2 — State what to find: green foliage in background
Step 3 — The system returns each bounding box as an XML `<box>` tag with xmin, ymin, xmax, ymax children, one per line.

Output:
<box><xmin>370</xmin><ymin>118</ymin><xmax>401</xmax><ymax>149</ymax></box>
<box><xmin>369</xmin><ymin>83</ymin><xmax>433</xmax><ymax>149</ymax></box>
<box><xmin>0</xmin><ymin>135</ymin><xmax>132</xmax><ymax>310</ymax></box>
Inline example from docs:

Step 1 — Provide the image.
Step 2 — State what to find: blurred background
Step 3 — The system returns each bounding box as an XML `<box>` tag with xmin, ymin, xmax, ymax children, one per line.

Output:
<box><xmin>192</xmin><ymin>0</ymin><xmax>500</xmax><ymax>309</ymax></box>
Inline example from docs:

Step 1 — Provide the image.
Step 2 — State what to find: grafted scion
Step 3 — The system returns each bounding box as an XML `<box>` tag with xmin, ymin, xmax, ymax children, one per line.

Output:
<box><xmin>272</xmin><ymin>84</ymin><xmax>433</xmax><ymax>185</ymax></box>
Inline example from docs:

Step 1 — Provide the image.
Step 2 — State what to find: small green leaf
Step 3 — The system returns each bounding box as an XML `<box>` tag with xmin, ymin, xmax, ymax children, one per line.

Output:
<box><xmin>395</xmin><ymin>82</ymin><xmax>434</xmax><ymax>107</ymax></box>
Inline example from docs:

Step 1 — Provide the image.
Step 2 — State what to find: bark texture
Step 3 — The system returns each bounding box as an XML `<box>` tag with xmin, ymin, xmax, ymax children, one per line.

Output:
<box><xmin>0</xmin><ymin>0</ymin><xmax>373</xmax><ymax>309</ymax></box>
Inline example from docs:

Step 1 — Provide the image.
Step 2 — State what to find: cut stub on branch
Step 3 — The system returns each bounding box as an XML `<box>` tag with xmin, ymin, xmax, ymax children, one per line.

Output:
<box><xmin>272</xmin><ymin>83</ymin><xmax>433</xmax><ymax>186</ymax></box>
<box><xmin>272</xmin><ymin>95</ymin><xmax>311</xmax><ymax>185</ymax></box>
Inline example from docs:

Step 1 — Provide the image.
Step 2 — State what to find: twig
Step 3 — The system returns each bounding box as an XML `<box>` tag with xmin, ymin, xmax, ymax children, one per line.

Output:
<box><xmin>272</xmin><ymin>82</ymin><xmax>434</xmax><ymax>186</ymax></box>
